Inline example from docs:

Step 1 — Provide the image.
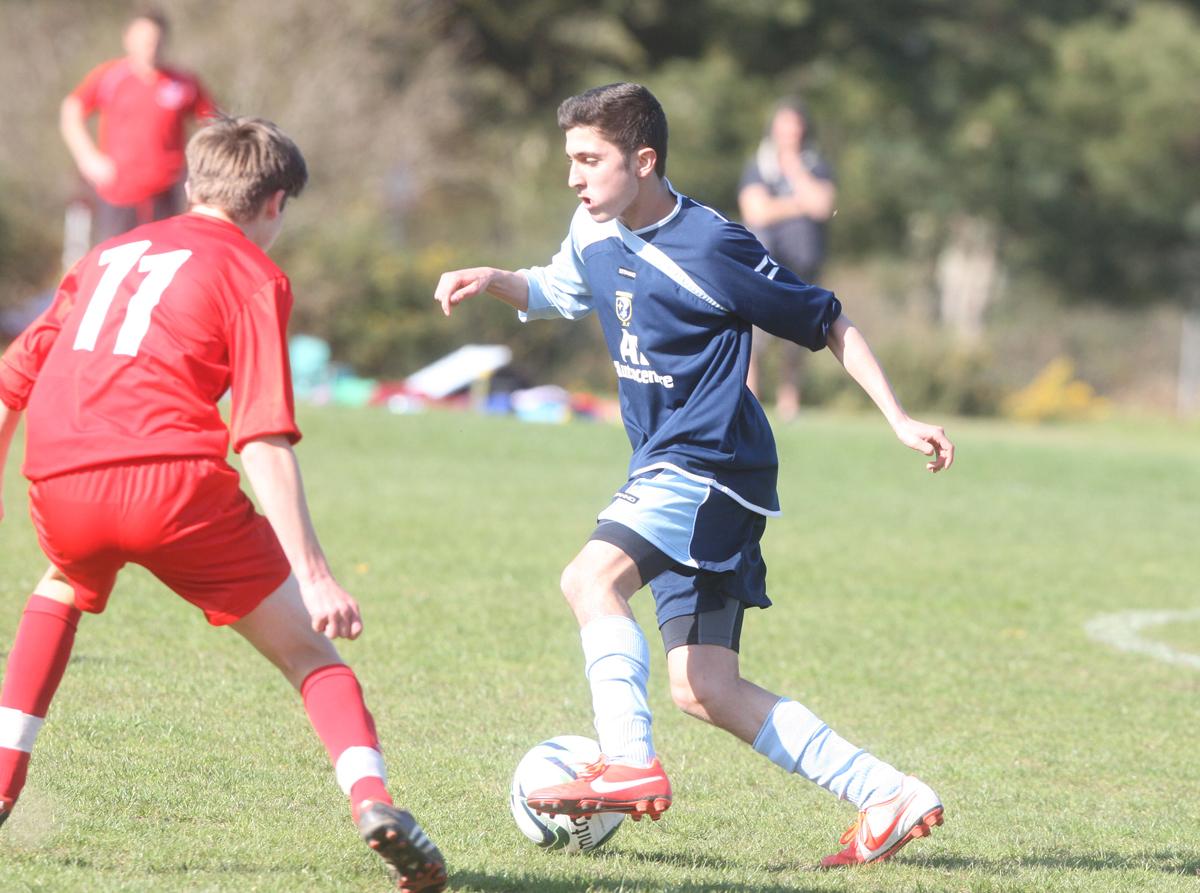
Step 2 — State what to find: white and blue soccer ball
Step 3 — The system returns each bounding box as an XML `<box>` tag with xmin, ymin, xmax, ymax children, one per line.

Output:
<box><xmin>509</xmin><ymin>735</ymin><xmax>624</xmax><ymax>854</ymax></box>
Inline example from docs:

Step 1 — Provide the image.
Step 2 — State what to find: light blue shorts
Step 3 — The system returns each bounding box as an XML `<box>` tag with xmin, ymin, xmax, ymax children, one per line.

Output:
<box><xmin>596</xmin><ymin>468</ymin><xmax>711</xmax><ymax>568</ymax></box>
<box><xmin>594</xmin><ymin>468</ymin><xmax>770</xmax><ymax>626</ymax></box>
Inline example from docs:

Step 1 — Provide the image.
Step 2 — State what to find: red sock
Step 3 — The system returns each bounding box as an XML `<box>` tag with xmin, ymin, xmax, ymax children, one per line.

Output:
<box><xmin>300</xmin><ymin>663</ymin><xmax>393</xmax><ymax>820</ymax></box>
<box><xmin>0</xmin><ymin>595</ymin><xmax>81</xmax><ymax>807</ymax></box>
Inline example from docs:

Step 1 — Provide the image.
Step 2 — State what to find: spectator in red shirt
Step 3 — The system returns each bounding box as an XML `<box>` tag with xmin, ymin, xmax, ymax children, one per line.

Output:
<box><xmin>0</xmin><ymin>117</ymin><xmax>446</xmax><ymax>893</ymax></box>
<box><xmin>60</xmin><ymin>8</ymin><xmax>216</xmax><ymax>245</ymax></box>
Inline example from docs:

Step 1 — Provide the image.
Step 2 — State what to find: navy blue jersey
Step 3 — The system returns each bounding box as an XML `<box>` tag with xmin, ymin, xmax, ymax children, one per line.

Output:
<box><xmin>521</xmin><ymin>185</ymin><xmax>842</xmax><ymax>514</ymax></box>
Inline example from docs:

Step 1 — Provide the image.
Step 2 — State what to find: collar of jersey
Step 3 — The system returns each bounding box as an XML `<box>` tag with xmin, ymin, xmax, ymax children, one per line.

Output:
<box><xmin>622</xmin><ymin>179</ymin><xmax>683</xmax><ymax>238</ymax></box>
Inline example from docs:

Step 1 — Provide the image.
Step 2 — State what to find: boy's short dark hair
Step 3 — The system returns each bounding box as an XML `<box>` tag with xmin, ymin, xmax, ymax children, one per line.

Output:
<box><xmin>185</xmin><ymin>116</ymin><xmax>308</xmax><ymax>223</ymax></box>
<box><xmin>557</xmin><ymin>83</ymin><xmax>668</xmax><ymax>177</ymax></box>
<box><xmin>128</xmin><ymin>7</ymin><xmax>169</xmax><ymax>33</ymax></box>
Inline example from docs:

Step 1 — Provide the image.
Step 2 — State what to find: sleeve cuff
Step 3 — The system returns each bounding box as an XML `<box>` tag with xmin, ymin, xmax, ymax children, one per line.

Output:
<box><xmin>232</xmin><ymin>428</ymin><xmax>303</xmax><ymax>453</ymax></box>
<box><xmin>517</xmin><ymin>267</ymin><xmax>556</xmax><ymax>322</ymax></box>
<box><xmin>810</xmin><ymin>294</ymin><xmax>843</xmax><ymax>352</ymax></box>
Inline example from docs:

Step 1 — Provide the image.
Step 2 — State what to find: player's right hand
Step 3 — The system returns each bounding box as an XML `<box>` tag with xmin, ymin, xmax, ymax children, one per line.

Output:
<box><xmin>299</xmin><ymin>576</ymin><xmax>363</xmax><ymax>640</ymax></box>
<box><xmin>80</xmin><ymin>151</ymin><xmax>117</xmax><ymax>189</ymax></box>
<box><xmin>434</xmin><ymin>267</ymin><xmax>495</xmax><ymax>317</ymax></box>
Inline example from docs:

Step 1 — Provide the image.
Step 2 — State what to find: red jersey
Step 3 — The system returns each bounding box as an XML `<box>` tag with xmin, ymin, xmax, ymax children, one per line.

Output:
<box><xmin>0</xmin><ymin>213</ymin><xmax>301</xmax><ymax>481</ymax></box>
<box><xmin>71</xmin><ymin>58</ymin><xmax>216</xmax><ymax>205</ymax></box>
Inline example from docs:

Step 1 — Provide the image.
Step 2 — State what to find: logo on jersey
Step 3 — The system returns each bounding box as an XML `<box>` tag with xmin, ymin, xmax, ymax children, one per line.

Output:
<box><xmin>614</xmin><ymin>330</ymin><xmax>673</xmax><ymax>389</ymax></box>
<box><xmin>754</xmin><ymin>252</ymin><xmax>782</xmax><ymax>281</ymax></box>
<box><xmin>614</xmin><ymin>290</ymin><xmax>634</xmax><ymax>326</ymax></box>
<box><xmin>156</xmin><ymin>79</ymin><xmax>192</xmax><ymax>110</ymax></box>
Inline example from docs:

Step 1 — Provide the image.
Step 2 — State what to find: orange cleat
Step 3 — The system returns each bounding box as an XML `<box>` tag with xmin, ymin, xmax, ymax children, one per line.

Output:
<box><xmin>820</xmin><ymin>775</ymin><xmax>943</xmax><ymax>869</ymax></box>
<box><xmin>357</xmin><ymin>802</ymin><xmax>447</xmax><ymax>893</ymax></box>
<box><xmin>526</xmin><ymin>755</ymin><xmax>672</xmax><ymax>820</ymax></box>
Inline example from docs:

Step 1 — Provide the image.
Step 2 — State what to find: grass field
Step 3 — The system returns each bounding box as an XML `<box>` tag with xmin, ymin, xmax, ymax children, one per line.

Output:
<box><xmin>1</xmin><ymin>406</ymin><xmax>1198</xmax><ymax>892</ymax></box>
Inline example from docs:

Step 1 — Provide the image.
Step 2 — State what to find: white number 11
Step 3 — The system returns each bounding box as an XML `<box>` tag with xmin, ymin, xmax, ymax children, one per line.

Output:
<box><xmin>73</xmin><ymin>240</ymin><xmax>192</xmax><ymax>356</ymax></box>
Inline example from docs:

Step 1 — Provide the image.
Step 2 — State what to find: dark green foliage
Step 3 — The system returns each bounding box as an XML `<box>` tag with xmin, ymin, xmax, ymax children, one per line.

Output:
<box><xmin>1</xmin><ymin>1</ymin><xmax>1197</xmax><ymax>394</ymax></box>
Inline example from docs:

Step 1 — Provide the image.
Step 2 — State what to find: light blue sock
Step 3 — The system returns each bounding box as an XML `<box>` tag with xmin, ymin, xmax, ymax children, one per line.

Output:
<box><xmin>580</xmin><ymin>615</ymin><xmax>655</xmax><ymax>767</ymax></box>
<box><xmin>752</xmin><ymin>698</ymin><xmax>902</xmax><ymax>808</ymax></box>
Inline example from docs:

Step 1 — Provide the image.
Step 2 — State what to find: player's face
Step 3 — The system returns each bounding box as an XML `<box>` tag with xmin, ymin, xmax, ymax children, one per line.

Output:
<box><xmin>123</xmin><ymin>18</ymin><xmax>164</xmax><ymax>70</ymax></box>
<box><xmin>771</xmin><ymin>109</ymin><xmax>805</xmax><ymax>152</ymax></box>
<box><xmin>564</xmin><ymin>127</ymin><xmax>640</xmax><ymax>223</ymax></box>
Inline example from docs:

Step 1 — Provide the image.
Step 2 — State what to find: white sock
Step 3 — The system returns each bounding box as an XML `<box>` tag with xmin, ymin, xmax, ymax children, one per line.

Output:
<box><xmin>752</xmin><ymin>698</ymin><xmax>902</xmax><ymax>808</ymax></box>
<box><xmin>580</xmin><ymin>615</ymin><xmax>655</xmax><ymax>767</ymax></box>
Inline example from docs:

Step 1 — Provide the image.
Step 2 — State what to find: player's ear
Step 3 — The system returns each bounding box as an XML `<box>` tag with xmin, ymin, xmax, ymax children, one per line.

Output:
<box><xmin>265</xmin><ymin>189</ymin><xmax>287</xmax><ymax>219</ymax></box>
<box><xmin>634</xmin><ymin>147</ymin><xmax>658</xmax><ymax>180</ymax></box>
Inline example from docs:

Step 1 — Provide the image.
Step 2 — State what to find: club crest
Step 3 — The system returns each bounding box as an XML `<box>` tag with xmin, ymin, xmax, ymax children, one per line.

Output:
<box><xmin>615</xmin><ymin>290</ymin><xmax>634</xmax><ymax>326</ymax></box>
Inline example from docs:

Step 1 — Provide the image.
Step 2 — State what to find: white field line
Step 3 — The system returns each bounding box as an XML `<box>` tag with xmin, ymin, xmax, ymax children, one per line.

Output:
<box><xmin>1084</xmin><ymin>609</ymin><xmax>1200</xmax><ymax>670</ymax></box>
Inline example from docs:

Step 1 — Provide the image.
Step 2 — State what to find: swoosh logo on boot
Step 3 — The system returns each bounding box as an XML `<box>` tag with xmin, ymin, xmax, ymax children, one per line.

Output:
<box><xmin>589</xmin><ymin>776</ymin><xmax>666</xmax><ymax>794</ymax></box>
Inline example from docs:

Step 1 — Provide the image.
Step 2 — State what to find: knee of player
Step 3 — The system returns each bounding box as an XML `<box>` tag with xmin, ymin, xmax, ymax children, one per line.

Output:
<box><xmin>558</xmin><ymin>559</ymin><xmax>591</xmax><ymax>603</ymax></box>
<box><xmin>668</xmin><ymin>669</ymin><xmax>719</xmax><ymax>718</ymax></box>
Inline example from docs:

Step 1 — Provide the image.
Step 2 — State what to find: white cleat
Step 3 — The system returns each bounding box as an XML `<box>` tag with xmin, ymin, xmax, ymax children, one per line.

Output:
<box><xmin>820</xmin><ymin>775</ymin><xmax>944</xmax><ymax>868</ymax></box>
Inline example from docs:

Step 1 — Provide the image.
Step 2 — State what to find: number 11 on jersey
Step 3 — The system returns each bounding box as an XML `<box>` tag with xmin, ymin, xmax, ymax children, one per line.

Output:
<box><xmin>73</xmin><ymin>240</ymin><xmax>193</xmax><ymax>357</ymax></box>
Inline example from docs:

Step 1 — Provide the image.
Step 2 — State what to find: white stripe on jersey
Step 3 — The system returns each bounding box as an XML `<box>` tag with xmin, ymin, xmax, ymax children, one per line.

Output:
<box><xmin>616</xmin><ymin>226</ymin><xmax>729</xmax><ymax>313</ymax></box>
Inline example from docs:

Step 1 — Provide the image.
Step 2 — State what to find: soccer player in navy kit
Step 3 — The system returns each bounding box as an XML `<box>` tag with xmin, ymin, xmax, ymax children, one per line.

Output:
<box><xmin>435</xmin><ymin>83</ymin><xmax>954</xmax><ymax>868</ymax></box>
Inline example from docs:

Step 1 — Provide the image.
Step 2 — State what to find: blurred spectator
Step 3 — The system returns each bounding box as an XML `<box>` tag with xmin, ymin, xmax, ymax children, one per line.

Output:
<box><xmin>738</xmin><ymin>98</ymin><xmax>836</xmax><ymax>420</ymax></box>
<box><xmin>59</xmin><ymin>8</ymin><xmax>216</xmax><ymax>248</ymax></box>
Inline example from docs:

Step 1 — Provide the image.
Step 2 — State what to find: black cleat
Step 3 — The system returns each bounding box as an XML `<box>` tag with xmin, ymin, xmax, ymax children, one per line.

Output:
<box><xmin>0</xmin><ymin>798</ymin><xmax>10</xmax><ymax>829</ymax></box>
<box><xmin>357</xmin><ymin>802</ymin><xmax>447</xmax><ymax>893</ymax></box>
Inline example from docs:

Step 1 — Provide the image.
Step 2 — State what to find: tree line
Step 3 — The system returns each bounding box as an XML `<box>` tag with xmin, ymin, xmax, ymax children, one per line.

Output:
<box><xmin>1</xmin><ymin>0</ymin><xmax>1196</xmax><ymax>407</ymax></box>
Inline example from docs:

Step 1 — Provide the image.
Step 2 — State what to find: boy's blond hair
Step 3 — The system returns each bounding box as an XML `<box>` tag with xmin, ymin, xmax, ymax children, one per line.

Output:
<box><xmin>185</xmin><ymin>116</ymin><xmax>307</xmax><ymax>223</ymax></box>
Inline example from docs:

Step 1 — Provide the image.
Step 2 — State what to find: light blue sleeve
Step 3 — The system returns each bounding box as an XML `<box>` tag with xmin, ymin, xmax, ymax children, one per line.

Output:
<box><xmin>518</xmin><ymin>211</ymin><xmax>595</xmax><ymax>322</ymax></box>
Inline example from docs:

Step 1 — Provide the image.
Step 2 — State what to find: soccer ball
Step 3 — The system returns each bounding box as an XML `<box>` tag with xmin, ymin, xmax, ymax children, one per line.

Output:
<box><xmin>509</xmin><ymin>735</ymin><xmax>624</xmax><ymax>853</ymax></box>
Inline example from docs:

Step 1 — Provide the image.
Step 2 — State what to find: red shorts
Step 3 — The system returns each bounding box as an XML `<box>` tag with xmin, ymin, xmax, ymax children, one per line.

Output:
<box><xmin>29</xmin><ymin>457</ymin><xmax>292</xmax><ymax>625</ymax></box>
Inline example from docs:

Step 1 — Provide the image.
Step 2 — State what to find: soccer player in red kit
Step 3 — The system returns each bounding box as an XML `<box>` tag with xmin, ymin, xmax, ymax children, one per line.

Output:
<box><xmin>0</xmin><ymin>117</ymin><xmax>445</xmax><ymax>893</ymax></box>
<box><xmin>60</xmin><ymin>8</ymin><xmax>217</xmax><ymax>244</ymax></box>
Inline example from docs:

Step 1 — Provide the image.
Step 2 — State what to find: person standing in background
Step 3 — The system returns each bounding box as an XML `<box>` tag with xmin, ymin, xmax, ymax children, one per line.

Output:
<box><xmin>738</xmin><ymin>99</ymin><xmax>836</xmax><ymax>421</ymax></box>
<box><xmin>60</xmin><ymin>7</ymin><xmax>216</xmax><ymax>247</ymax></box>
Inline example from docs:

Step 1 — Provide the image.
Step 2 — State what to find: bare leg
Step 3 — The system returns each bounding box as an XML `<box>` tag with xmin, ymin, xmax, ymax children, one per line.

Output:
<box><xmin>32</xmin><ymin>566</ymin><xmax>76</xmax><ymax>605</ymax></box>
<box><xmin>559</xmin><ymin>539</ymin><xmax>642</xmax><ymax>625</ymax></box>
<box><xmin>232</xmin><ymin>574</ymin><xmax>445</xmax><ymax>888</ymax></box>
<box><xmin>776</xmin><ymin>341</ymin><xmax>805</xmax><ymax>421</ymax></box>
<box><xmin>666</xmin><ymin>643</ymin><xmax>780</xmax><ymax>743</ymax></box>
<box><xmin>230</xmin><ymin>573</ymin><xmax>343</xmax><ymax>690</ymax></box>
<box><xmin>0</xmin><ymin>566</ymin><xmax>82</xmax><ymax>821</ymax></box>
<box><xmin>668</xmin><ymin>642</ymin><xmax>908</xmax><ymax>810</ymax></box>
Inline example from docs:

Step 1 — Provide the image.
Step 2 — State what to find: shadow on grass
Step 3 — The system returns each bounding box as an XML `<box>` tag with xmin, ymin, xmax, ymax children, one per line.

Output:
<box><xmin>910</xmin><ymin>851</ymin><xmax>1200</xmax><ymax>876</ymax></box>
<box><xmin>450</xmin><ymin>848</ymin><xmax>1200</xmax><ymax>892</ymax></box>
<box><xmin>448</xmin><ymin>871</ymin><xmax>826</xmax><ymax>893</ymax></box>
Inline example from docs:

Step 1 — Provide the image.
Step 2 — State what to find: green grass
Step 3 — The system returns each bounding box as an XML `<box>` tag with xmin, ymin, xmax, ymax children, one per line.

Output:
<box><xmin>2</xmin><ymin>406</ymin><xmax>1199</xmax><ymax>892</ymax></box>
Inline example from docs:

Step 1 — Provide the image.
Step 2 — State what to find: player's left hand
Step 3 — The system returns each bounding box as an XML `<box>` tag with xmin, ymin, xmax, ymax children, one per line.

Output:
<box><xmin>893</xmin><ymin>417</ymin><xmax>955</xmax><ymax>473</ymax></box>
<box><xmin>299</xmin><ymin>576</ymin><xmax>363</xmax><ymax>640</ymax></box>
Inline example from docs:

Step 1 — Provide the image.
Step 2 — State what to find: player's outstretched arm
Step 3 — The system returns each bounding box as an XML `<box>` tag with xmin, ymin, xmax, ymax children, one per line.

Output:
<box><xmin>240</xmin><ymin>435</ymin><xmax>363</xmax><ymax>639</ymax></box>
<box><xmin>826</xmin><ymin>314</ymin><xmax>954</xmax><ymax>473</ymax></box>
<box><xmin>434</xmin><ymin>267</ymin><xmax>530</xmax><ymax>317</ymax></box>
